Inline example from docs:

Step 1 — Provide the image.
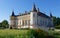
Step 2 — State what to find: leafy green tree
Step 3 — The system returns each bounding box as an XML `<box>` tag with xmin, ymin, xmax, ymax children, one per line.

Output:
<box><xmin>1</xmin><ymin>20</ymin><xmax>9</xmax><ymax>28</ymax></box>
<box><xmin>56</xmin><ymin>17</ymin><xmax>60</xmax><ymax>26</ymax></box>
<box><xmin>53</xmin><ymin>16</ymin><xmax>60</xmax><ymax>29</ymax></box>
<box><xmin>0</xmin><ymin>23</ymin><xmax>2</xmax><ymax>27</ymax></box>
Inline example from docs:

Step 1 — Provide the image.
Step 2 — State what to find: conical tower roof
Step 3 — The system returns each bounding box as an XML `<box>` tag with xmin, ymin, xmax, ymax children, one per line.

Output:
<box><xmin>32</xmin><ymin>3</ymin><xmax>37</xmax><ymax>12</ymax></box>
<box><xmin>11</xmin><ymin>11</ymin><xmax>15</xmax><ymax>16</ymax></box>
<box><xmin>50</xmin><ymin>12</ymin><xmax>52</xmax><ymax>17</ymax></box>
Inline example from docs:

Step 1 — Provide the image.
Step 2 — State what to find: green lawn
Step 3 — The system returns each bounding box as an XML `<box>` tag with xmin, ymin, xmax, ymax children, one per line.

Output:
<box><xmin>0</xmin><ymin>29</ymin><xmax>31</xmax><ymax>38</ymax></box>
<box><xmin>0</xmin><ymin>29</ymin><xmax>60</xmax><ymax>38</ymax></box>
<box><xmin>54</xmin><ymin>31</ymin><xmax>60</xmax><ymax>38</ymax></box>
<box><xmin>48</xmin><ymin>29</ymin><xmax>60</xmax><ymax>38</ymax></box>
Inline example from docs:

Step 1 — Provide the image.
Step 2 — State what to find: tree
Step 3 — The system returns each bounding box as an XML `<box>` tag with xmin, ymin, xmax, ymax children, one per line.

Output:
<box><xmin>2</xmin><ymin>20</ymin><xmax>9</xmax><ymax>28</ymax></box>
<box><xmin>53</xmin><ymin>16</ymin><xmax>60</xmax><ymax>29</ymax></box>
<box><xmin>56</xmin><ymin>17</ymin><xmax>60</xmax><ymax>26</ymax></box>
<box><xmin>53</xmin><ymin>16</ymin><xmax>60</xmax><ymax>26</ymax></box>
<box><xmin>0</xmin><ymin>23</ymin><xmax>2</xmax><ymax>27</ymax></box>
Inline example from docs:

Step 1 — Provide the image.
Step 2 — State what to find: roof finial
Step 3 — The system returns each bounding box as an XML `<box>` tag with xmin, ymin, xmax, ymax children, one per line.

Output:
<box><xmin>11</xmin><ymin>10</ymin><xmax>15</xmax><ymax>16</ymax></box>
<box><xmin>32</xmin><ymin>3</ymin><xmax>37</xmax><ymax>12</ymax></box>
<box><xmin>50</xmin><ymin>12</ymin><xmax>52</xmax><ymax>17</ymax></box>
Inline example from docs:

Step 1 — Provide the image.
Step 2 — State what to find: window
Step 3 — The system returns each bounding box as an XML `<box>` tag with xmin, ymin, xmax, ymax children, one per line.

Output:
<box><xmin>25</xmin><ymin>20</ymin><xmax>27</xmax><ymax>25</ymax></box>
<box><xmin>28</xmin><ymin>20</ymin><xmax>30</xmax><ymax>25</ymax></box>
<box><xmin>33</xmin><ymin>14</ymin><xmax>35</xmax><ymax>17</ymax></box>
<box><xmin>22</xmin><ymin>20</ymin><xmax>24</xmax><ymax>25</ymax></box>
<box><xmin>20</xmin><ymin>20</ymin><xmax>21</xmax><ymax>25</ymax></box>
<box><xmin>15</xmin><ymin>20</ymin><xmax>18</xmax><ymax>25</ymax></box>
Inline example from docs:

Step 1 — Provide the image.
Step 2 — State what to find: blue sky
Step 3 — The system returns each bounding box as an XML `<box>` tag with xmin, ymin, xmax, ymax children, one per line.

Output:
<box><xmin>0</xmin><ymin>0</ymin><xmax>60</xmax><ymax>23</ymax></box>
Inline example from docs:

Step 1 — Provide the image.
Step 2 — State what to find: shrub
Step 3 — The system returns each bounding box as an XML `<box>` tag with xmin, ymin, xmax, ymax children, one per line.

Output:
<box><xmin>30</xmin><ymin>29</ymin><xmax>48</xmax><ymax>38</ymax></box>
<box><xmin>55</xmin><ymin>25</ymin><xmax>60</xmax><ymax>29</ymax></box>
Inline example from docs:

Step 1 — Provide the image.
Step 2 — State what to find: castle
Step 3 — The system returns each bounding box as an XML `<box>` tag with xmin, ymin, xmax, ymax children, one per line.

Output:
<box><xmin>10</xmin><ymin>4</ymin><xmax>53</xmax><ymax>31</ymax></box>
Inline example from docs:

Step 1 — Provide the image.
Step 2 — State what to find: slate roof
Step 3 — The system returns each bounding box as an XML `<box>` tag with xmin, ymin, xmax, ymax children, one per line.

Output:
<box><xmin>37</xmin><ymin>12</ymin><xmax>50</xmax><ymax>18</ymax></box>
<box><xmin>12</xmin><ymin>12</ymin><xmax>30</xmax><ymax>17</ymax></box>
<box><xmin>11</xmin><ymin>3</ymin><xmax>51</xmax><ymax>19</ymax></box>
<box><xmin>12</xmin><ymin>11</ymin><xmax>50</xmax><ymax>19</ymax></box>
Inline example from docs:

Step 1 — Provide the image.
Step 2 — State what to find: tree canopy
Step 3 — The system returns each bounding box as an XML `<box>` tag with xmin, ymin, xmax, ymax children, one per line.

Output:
<box><xmin>0</xmin><ymin>20</ymin><xmax>9</xmax><ymax>28</ymax></box>
<box><xmin>53</xmin><ymin>16</ymin><xmax>60</xmax><ymax>29</ymax></box>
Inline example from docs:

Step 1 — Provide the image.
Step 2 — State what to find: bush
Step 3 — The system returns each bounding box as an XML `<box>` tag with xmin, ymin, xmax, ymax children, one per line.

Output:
<box><xmin>30</xmin><ymin>29</ymin><xmax>48</xmax><ymax>38</ymax></box>
<box><xmin>55</xmin><ymin>25</ymin><xmax>60</xmax><ymax>29</ymax></box>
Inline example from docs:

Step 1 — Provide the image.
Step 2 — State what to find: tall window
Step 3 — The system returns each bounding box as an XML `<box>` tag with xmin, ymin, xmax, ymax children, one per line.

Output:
<box><xmin>22</xmin><ymin>20</ymin><xmax>24</xmax><ymax>25</ymax></box>
<box><xmin>25</xmin><ymin>20</ymin><xmax>27</xmax><ymax>25</ymax></box>
<box><xmin>15</xmin><ymin>20</ymin><xmax>18</xmax><ymax>25</ymax></box>
<box><xmin>20</xmin><ymin>20</ymin><xmax>21</xmax><ymax>25</ymax></box>
<box><xmin>33</xmin><ymin>14</ymin><xmax>35</xmax><ymax>17</ymax></box>
<box><xmin>28</xmin><ymin>20</ymin><xmax>30</xmax><ymax>25</ymax></box>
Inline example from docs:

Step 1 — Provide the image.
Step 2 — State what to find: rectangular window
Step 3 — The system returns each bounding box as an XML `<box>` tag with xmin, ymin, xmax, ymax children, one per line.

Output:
<box><xmin>15</xmin><ymin>20</ymin><xmax>18</xmax><ymax>25</ymax></box>
<box><xmin>25</xmin><ymin>20</ymin><xmax>27</xmax><ymax>25</ymax></box>
<box><xmin>28</xmin><ymin>20</ymin><xmax>30</xmax><ymax>25</ymax></box>
<box><xmin>22</xmin><ymin>20</ymin><xmax>24</xmax><ymax>25</ymax></box>
<box><xmin>20</xmin><ymin>20</ymin><xmax>21</xmax><ymax>25</ymax></box>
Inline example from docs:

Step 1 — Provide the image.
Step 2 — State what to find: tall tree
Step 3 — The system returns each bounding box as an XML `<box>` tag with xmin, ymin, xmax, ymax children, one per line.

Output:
<box><xmin>2</xmin><ymin>20</ymin><xmax>9</xmax><ymax>28</ymax></box>
<box><xmin>0</xmin><ymin>23</ymin><xmax>2</xmax><ymax>27</ymax></box>
<box><xmin>56</xmin><ymin>17</ymin><xmax>60</xmax><ymax>26</ymax></box>
<box><xmin>53</xmin><ymin>16</ymin><xmax>60</xmax><ymax>29</ymax></box>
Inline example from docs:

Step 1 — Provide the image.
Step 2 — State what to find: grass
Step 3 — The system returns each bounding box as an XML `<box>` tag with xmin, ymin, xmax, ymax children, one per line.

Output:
<box><xmin>54</xmin><ymin>31</ymin><xmax>60</xmax><ymax>38</ymax></box>
<box><xmin>0</xmin><ymin>29</ymin><xmax>31</xmax><ymax>38</ymax></box>
<box><xmin>48</xmin><ymin>29</ymin><xmax>60</xmax><ymax>38</ymax></box>
<box><xmin>0</xmin><ymin>29</ymin><xmax>60</xmax><ymax>38</ymax></box>
<box><xmin>0</xmin><ymin>29</ymin><xmax>48</xmax><ymax>38</ymax></box>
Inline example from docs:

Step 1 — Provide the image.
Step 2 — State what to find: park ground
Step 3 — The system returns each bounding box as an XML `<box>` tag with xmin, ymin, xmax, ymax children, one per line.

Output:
<box><xmin>0</xmin><ymin>29</ymin><xmax>60</xmax><ymax>38</ymax></box>
<box><xmin>0</xmin><ymin>29</ymin><xmax>30</xmax><ymax>38</ymax></box>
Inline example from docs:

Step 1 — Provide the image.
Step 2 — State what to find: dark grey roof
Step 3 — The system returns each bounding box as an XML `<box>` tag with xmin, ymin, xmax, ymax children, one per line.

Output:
<box><xmin>11</xmin><ymin>11</ymin><xmax>15</xmax><ymax>16</ymax></box>
<box><xmin>37</xmin><ymin>12</ymin><xmax>50</xmax><ymax>19</ymax></box>
<box><xmin>32</xmin><ymin>3</ymin><xmax>37</xmax><ymax>12</ymax></box>
<box><xmin>13</xmin><ymin>12</ymin><xmax>30</xmax><ymax>17</ymax></box>
<box><xmin>11</xmin><ymin>11</ymin><xmax>50</xmax><ymax>19</ymax></box>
